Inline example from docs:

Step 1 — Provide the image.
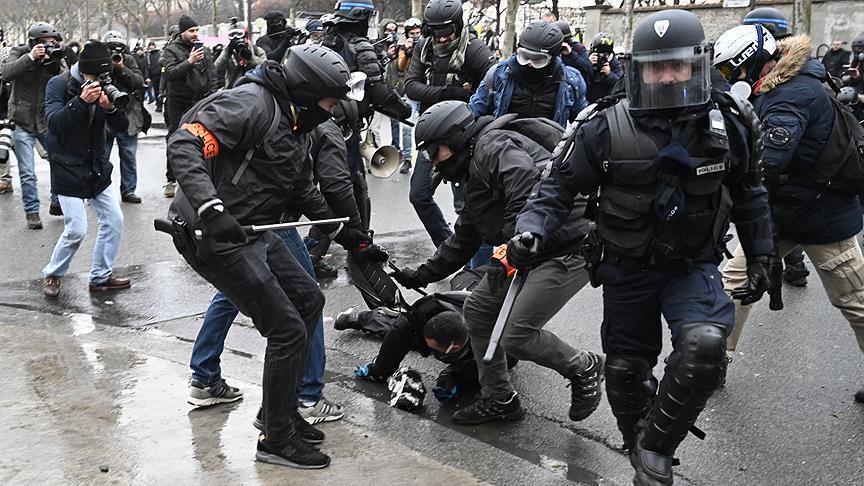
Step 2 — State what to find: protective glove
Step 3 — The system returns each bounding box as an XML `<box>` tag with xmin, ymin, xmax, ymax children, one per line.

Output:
<box><xmin>392</xmin><ymin>266</ymin><xmax>428</xmax><ymax>289</ymax></box>
<box><xmin>486</xmin><ymin>260</ymin><xmax>509</xmax><ymax>293</ymax></box>
<box><xmin>730</xmin><ymin>255</ymin><xmax>771</xmax><ymax>305</ymax></box>
<box><xmin>225</xmin><ymin>39</ymin><xmax>238</xmax><ymax>54</ymax></box>
<box><xmin>353</xmin><ymin>243</ymin><xmax>389</xmax><ymax>263</ymax></box>
<box><xmin>354</xmin><ymin>362</ymin><xmax>384</xmax><ymax>382</ymax></box>
<box><xmin>506</xmin><ymin>232</ymin><xmax>542</xmax><ymax>270</ymax></box>
<box><xmin>334</xmin><ymin>226</ymin><xmax>372</xmax><ymax>250</ymax></box>
<box><xmin>199</xmin><ymin>207</ymin><xmax>247</xmax><ymax>243</ymax></box>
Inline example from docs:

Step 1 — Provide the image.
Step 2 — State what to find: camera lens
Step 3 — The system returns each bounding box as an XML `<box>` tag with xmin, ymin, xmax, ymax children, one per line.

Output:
<box><xmin>112</xmin><ymin>53</ymin><xmax>122</xmax><ymax>62</ymax></box>
<box><xmin>0</xmin><ymin>122</ymin><xmax>14</xmax><ymax>162</ymax></box>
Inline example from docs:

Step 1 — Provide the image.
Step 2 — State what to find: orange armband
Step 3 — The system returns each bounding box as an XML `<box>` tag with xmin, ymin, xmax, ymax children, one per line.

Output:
<box><xmin>182</xmin><ymin>122</ymin><xmax>220</xmax><ymax>159</ymax></box>
<box><xmin>491</xmin><ymin>244</ymin><xmax>516</xmax><ymax>277</ymax></box>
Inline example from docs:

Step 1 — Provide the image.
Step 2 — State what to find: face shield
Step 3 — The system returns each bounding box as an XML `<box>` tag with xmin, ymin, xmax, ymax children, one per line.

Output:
<box><xmin>626</xmin><ymin>44</ymin><xmax>711</xmax><ymax>111</ymax></box>
<box><xmin>346</xmin><ymin>71</ymin><xmax>366</xmax><ymax>101</ymax></box>
<box><xmin>516</xmin><ymin>47</ymin><xmax>552</xmax><ymax>69</ymax></box>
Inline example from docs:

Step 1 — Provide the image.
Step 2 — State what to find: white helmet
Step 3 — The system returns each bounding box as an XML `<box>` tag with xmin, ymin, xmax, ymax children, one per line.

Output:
<box><xmin>713</xmin><ymin>24</ymin><xmax>777</xmax><ymax>88</ymax></box>
<box><xmin>404</xmin><ymin>17</ymin><xmax>422</xmax><ymax>29</ymax></box>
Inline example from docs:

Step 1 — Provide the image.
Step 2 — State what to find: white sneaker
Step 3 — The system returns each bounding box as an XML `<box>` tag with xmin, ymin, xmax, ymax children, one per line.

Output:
<box><xmin>298</xmin><ymin>397</ymin><xmax>344</xmax><ymax>424</ymax></box>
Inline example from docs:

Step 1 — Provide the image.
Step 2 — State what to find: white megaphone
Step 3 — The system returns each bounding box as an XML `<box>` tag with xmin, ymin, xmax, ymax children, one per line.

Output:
<box><xmin>361</xmin><ymin>130</ymin><xmax>400</xmax><ymax>178</ymax></box>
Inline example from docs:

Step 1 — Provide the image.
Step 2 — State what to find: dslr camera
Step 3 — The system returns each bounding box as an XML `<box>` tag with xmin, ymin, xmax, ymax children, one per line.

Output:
<box><xmin>83</xmin><ymin>73</ymin><xmax>129</xmax><ymax>110</ymax></box>
<box><xmin>0</xmin><ymin>119</ymin><xmax>15</xmax><ymax>163</ymax></box>
<box><xmin>42</xmin><ymin>41</ymin><xmax>65</xmax><ymax>62</ymax></box>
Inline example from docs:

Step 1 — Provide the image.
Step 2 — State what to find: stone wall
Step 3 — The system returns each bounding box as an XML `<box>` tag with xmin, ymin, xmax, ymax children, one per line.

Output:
<box><xmin>583</xmin><ymin>0</ymin><xmax>864</xmax><ymax>53</ymax></box>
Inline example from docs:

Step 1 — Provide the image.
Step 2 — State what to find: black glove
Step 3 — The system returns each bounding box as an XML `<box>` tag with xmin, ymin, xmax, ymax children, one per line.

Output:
<box><xmin>333</xmin><ymin>226</ymin><xmax>372</xmax><ymax>250</ymax></box>
<box><xmin>506</xmin><ymin>232</ymin><xmax>542</xmax><ymax>270</ymax></box>
<box><xmin>731</xmin><ymin>256</ymin><xmax>771</xmax><ymax>305</ymax></box>
<box><xmin>353</xmin><ymin>243</ymin><xmax>389</xmax><ymax>263</ymax></box>
<box><xmin>392</xmin><ymin>266</ymin><xmax>428</xmax><ymax>289</ymax></box>
<box><xmin>486</xmin><ymin>260</ymin><xmax>509</xmax><ymax>293</ymax></box>
<box><xmin>199</xmin><ymin>207</ymin><xmax>248</xmax><ymax>243</ymax></box>
<box><xmin>225</xmin><ymin>39</ymin><xmax>238</xmax><ymax>54</ymax></box>
<box><xmin>443</xmin><ymin>87</ymin><xmax>471</xmax><ymax>102</ymax></box>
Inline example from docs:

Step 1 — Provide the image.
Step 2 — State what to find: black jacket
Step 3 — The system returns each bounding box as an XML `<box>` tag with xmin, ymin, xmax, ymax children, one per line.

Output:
<box><xmin>1</xmin><ymin>45</ymin><xmax>64</xmax><ymax>133</ymax></box>
<box><xmin>420</xmin><ymin>118</ymin><xmax>591</xmax><ymax>281</ymax></box>
<box><xmin>310</xmin><ymin>120</ymin><xmax>362</xmax><ymax>229</ymax></box>
<box><xmin>405</xmin><ymin>35</ymin><xmax>493</xmax><ymax>113</ymax></box>
<box><xmin>109</xmin><ymin>53</ymin><xmax>149</xmax><ymax>135</ymax></box>
<box><xmin>822</xmin><ymin>47</ymin><xmax>850</xmax><ymax>79</ymax></box>
<box><xmin>44</xmin><ymin>67</ymin><xmax>129</xmax><ymax>198</ymax></box>
<box><xmin>146</xmin><ymin>49</ymin><xmax>162</xmax><ymax>78</ymax></box>
<box><xmin>160</xmin><ymin>36</ymin><xmax>218</xmax><ymax>102</ymax></box>
<box><xmin>167</xmin><ymin>64</ymin><xmax>339</xmax><ymax>254</ymax></box>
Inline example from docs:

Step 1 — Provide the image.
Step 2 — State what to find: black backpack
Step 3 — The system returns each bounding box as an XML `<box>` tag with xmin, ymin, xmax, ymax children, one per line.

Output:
<box><xmin>808</xmin><ymin>83</ymin><xmax>864</xmax><ymax>194</ymax></box>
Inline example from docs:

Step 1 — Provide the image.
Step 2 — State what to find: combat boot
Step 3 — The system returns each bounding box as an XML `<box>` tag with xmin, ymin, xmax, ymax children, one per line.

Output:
<box><xmin>782</xmin><ymin>262</ymin><xmax>809</xmax><ymax>287</ymax></box>
<box><xmin>452</xmin><ymin>391</ymin><xmax>525</xmax><ymax>425</ymax></box>
<box><xmin>630</xmin><ymin>431</ymin><xmax>675</xmax><ymax>486</ymax></box>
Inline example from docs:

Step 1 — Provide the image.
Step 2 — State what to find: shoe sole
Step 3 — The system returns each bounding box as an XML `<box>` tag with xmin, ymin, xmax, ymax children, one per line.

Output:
<box><xmin>302</xmin><ymin>411</ymin><xmax>344</xmax><ymax>425</ymax></box>
<box><xmin>255</xmin><ymin>451</ymin><xmax>329</xmax><ymax>469</ymax></box>
<box><xmin>89</xmin><ymin>284</ymin><xmax>132</xmax><ymax>292</ymax></box>
<box><xmin>452</xmin><ymin>408</ymin><xmax>526</xmax><ymax>426</ymax></box>
<box><xmin>187</xmin><ymin>395</ymin><xmax>244</xmax><ymax>407</ymax></box>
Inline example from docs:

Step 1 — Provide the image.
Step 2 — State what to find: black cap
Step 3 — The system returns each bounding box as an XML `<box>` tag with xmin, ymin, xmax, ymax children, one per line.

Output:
<box><xmin>178</xmin><ymin>15</ymin><xmax>198</xmax><ymax>34</ymax></box>
<box><xmin>78</xmin><ymin>40</ymin><xmax>112</xmax><ymax>75</ymax></box>
<box><xmin>632</xmin><ymin>9</ymin><xmax>705</xmax><ymax>52</ymax></box>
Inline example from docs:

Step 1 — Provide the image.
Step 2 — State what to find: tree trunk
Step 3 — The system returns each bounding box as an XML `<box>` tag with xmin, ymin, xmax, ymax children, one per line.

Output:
<box><xmin>622</xmin><ymin>0</ymin><xmax>634</xmax><ymax>51</ymax></box>
<box><xmin>551</xmin><ymin>0</ymin><xmax>559</xmax><ymax>21</ymax></box>
<box><xmin>165</xmin><ymin>0</ymin><xmax>171</xmax><ymax>37</ymax></box>
<box><xmin>502</xmin><ymin>0</ymin><xmax>519</xmax><ymax>57</ymax></box>
<box><xmin>413</xmin><ymin>0</ymin><xmax>425</xmax><ymax>19</ymax></box>
<box><xmin>793</xmin><ymin>0</ymin><xmax>812</xmax><ymax>35</ymax></box>
<box><xmin>212</xmin><ymin>0</ymin><xmax>218</xmax><ymax>34</ymax></box>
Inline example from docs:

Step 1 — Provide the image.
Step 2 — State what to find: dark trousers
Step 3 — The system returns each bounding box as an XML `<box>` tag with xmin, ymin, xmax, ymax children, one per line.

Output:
<box><xmin>165</xmin><ymin>96</ymin><xmax>194</xmax><ymax>183</ymax></box>
<box><xmin>190</xmin><ymin>232</ymin><xmax>324</xmax><ymax>445</ymax></box>
<box><xmin>597</xmin><ymin>261</ymin><xmax>734</xmax><ymax>362</ymax></box>
<box><xmin>784</xmin><ymin>246</ymin><xmax>805</xmax><ymax>266</ymax></box>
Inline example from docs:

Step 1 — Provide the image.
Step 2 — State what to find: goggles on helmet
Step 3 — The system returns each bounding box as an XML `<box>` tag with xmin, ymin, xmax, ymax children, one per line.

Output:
<box><xmin>516</xmin><ymin>47</ymin><xmax>552</xmax><ymax>69</ymax></box>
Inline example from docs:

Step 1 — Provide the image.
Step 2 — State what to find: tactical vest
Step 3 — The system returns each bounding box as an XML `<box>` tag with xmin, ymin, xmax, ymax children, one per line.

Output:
<box><xmin>597</xmin><ymin>100</ymin><xmax>733</xmax><ymax>262</ymax></box>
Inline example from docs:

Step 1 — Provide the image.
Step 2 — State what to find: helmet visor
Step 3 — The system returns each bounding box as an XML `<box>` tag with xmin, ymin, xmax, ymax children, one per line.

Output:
<box><xmin>626</xmin><ymin>45</ymin><xmax>711</xmax><ymax>111</ymax></box>
<box><xmin>346</xmin><ymin>71</ymin><xmax>366</xmax><ymax>101</ymax></box>
<box><xmin>516</xmin><ymin>47</ymin><xmax>552</xmax><ymax>69</ymax></box>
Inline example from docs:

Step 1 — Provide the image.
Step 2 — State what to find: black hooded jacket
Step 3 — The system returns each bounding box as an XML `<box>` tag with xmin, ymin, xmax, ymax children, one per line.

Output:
<box><xmin>167</xmin><ymin>62</ymin><xmax>340</xmax><ymax>252</ymax></box>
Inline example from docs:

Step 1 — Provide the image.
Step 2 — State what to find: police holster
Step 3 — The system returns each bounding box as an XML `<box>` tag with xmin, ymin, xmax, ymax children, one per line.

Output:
<box><xmin>581</xmin><ymin>229</ymin><xmax>604</xmax><ymax>288</ymax></box>
<box><xmin>154</xmin><ymin>217</ymin><xmax>202</xmax><ymax>268</ymax></box>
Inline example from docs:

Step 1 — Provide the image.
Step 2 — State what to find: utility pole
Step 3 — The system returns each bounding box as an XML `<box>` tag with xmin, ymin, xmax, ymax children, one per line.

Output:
<box><xmin>502</xmin><ymin>0</ymin><xmax>519</xmax><ymax>57</ymax></box>
<box><xmin>792</xmin><ymin>0</ymin><xmax>812</xmax><ymax>35</ymax></box>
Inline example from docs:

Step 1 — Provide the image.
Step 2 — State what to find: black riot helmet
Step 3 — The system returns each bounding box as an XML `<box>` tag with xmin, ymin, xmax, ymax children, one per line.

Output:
<box><xmin>333</xmin><ymin>0</ymin><xmax>376</xmax><ymax>24</ymax></box>
<box><xmin>743</xmin><ymin>7</ymin><xmax>790</xmax><ymax>39</ymax></box>
<box><xmin>414</xmin><ymin>100</ymin><xmax>475</xmax><ymax>181</ymax></box>
<box><xmin>27</xmin><ymin>22</ymin><xmax>60</xmax><ymax>45</ymax></box>
<box><xmin>627</xmin><ymin>9</ymin><xmax>711</xmax><ymax>112</ymax></box>
<box><xmin>517</xmin><ymin>20</ymin><xmax>564</xmax><ymax>65</ymax></box>
<box><xmin>852</xmin><ymin>35</ymin><xmax>864</xmax><ymax>51</ymax></box>
<box><xmin>556</xmin><ymin>20</ymin><xmax>573</xmax><ymax>40</ymax></box>
<box><xmin>423</xmin><ymin>0</ymin><xmax>464</xmax><ymax>39</ymax></box>
<box><xmin>282</xmin><ymin>45</ymin><xmax>358</xmax><ymax>106</ymax></box>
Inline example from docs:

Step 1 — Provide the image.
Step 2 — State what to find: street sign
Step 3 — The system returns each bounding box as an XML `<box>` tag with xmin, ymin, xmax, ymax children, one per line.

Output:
<box><xmin>723</xmin><ymin>0</ymin><xmax>751</xmax><ymax>7</ymax></box>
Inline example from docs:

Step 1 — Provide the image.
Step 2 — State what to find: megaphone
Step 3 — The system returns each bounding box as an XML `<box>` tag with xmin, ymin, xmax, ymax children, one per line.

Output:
<box><xmin>361</xmin><ymin>131</ymin><xmax>401</xmax><ymax>178</ymax></box>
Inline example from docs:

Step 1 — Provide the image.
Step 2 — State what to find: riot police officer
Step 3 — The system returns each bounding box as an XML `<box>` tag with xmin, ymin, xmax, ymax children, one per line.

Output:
<box><xmin>512</xmin><ymin>10</ymin><xmax>773</xmax><ymax>485</ymax></box>
<box><xmin>393</xmin><ymin>101</ymin><xmax>603</xmax><ymax>426</ymax></box>
<box><xmin>167</xmin><ymin>45</ymin><xmax>376</xmax><ymax>469</ymax></box>
<box><xmin>322</xmin><ymin>0</ymin><xmax>410</xmax><ymax>230</ymax></box>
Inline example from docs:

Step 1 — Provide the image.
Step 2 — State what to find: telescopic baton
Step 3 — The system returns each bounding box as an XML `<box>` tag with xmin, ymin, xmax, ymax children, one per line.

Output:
<box><xmin>483</xmin><ymin>270</ymin><xmax>526</xmax><ymax>363</ymax></box>
<box><xmin>192</xmin><ymin>217</ymin><xmax>349</xmax><ymax>240</ymax></box>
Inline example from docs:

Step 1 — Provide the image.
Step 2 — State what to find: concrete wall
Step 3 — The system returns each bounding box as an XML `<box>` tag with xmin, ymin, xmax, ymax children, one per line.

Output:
<box><xmin>584</xmin><ymin>0</ymin><xmax>864</xmax><ymax>53</ymax></box>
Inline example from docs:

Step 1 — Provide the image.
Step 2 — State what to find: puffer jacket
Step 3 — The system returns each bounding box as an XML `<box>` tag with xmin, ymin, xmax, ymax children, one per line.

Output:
<box><xmin>755</xmin><ymin>35</ymin><xmax>862</xmax><ymax>244</ymax></box>
<box><xmin>44</xmin><ymin>65</ymin><xmax>129</xmax><ymax>198</ymax></box>
<box><xmin>1</xmin><ymin>45</ymin><xmax>64</xmax><ymax>133</ymax></box>
<box><xmin>469</xmin><ymin>56</ymin><xmax>587</xmax><ymax>126</ymax></box>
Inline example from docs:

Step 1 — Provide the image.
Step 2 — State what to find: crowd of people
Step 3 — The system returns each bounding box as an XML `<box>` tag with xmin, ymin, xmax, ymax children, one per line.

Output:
<box><xmin>1</xmin><ymin>1</ymin><xmax>863</xmax><ymax>484</ymax></box>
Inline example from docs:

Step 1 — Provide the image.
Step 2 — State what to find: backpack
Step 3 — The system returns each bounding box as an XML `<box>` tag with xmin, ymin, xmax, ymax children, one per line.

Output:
<box><xmin>478</xmin><ymin>113</ymin><xmax>564</xmax><ymax>153</ymax></box>
<box><xmin>808</xmin><ymin>79</ymin><xmax>864</xmax><ymax>194</ymax></box>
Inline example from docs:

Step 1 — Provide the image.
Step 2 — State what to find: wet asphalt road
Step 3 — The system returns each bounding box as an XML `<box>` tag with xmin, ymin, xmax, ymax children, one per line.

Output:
<box><xmin>0</xmin><ymin>130</ymin><xmax>863</xmax><ymax>485</ymax></box>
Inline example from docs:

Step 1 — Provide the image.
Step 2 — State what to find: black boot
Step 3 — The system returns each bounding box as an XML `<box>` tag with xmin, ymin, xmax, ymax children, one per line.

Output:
<box><xmin>855</xmin><ymin>388</ymin><xmax>864</xmax><ymax>403</ymax></box>
<box><xmin>568</xmin><ymin>351</ymin><xmax>604</xmax><ymax>421</ymax></box>
<box><xmin>452</xmin><ymin>391</ymin><xmax>525</xmax><ymax>425</ymax></box>
<box><xmin>630</xmin><ymin>430</ymin><xmax>675</xmax><ymax>486</ymax></box>
<box><xmin>782</xmin><ymin>262</ymin><xmax>809</xmax><ymax>287</ymax></box>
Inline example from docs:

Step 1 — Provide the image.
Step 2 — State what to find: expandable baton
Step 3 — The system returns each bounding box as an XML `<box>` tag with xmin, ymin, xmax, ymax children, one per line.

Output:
<box><xmin>483</xmin><ymin>270</ymin><xmax>526</xmax><ymax>363</ymax></box>
<box><xmin>192</xmin><ymin>217</ymin><xmax>349</xmax><ymax>240</ymax></box>
<box><xmin>768</xmin><ymin>256</ymin><xmax>784</xmax><ymax>311</ymax></box>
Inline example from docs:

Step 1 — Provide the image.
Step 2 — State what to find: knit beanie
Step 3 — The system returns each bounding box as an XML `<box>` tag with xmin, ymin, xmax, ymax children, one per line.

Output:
<box><xmin>78</xmin><ymin>41</ymin><xmax>112</xmax><ymax>75</ymax></box>
<box><xmin>178</xmin><ymin>15</ymin><xmax>198</xmax><ymax>34</ymax></box>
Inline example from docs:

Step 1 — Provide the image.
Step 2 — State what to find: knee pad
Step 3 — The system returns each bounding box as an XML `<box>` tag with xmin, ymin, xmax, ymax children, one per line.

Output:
<box><xmin>605</xmin><ymin>355</ymin><xmax>657</xmax><ymax>417</ymax></box>
<box><xmin>669</xmin><ymin>322</ymin><xmax>727</xmax><ymax>390</ymax></box>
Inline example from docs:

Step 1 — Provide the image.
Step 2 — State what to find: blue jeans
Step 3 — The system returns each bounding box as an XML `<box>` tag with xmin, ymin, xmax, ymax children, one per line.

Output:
<box><xmin>105</xmin><ymin>130</ymin><xmax>139</xmax><ymax>197</ymax></box>
<box><xmin>400</xmin><ymin>98</ymin><xmax>419</xmax><ymax>161</ymax></box>
<box><xmin>42</xmin><ymin>185</ymin><xmax>124</xmax><ymax>284</ymax></box>
<box><xmin>12</xmin><ymin>127</ymin><xmax>51</xmax><ymax>214</ymax></box>
<box><xmin>190</xmin><ymin>228</ymin><xmax>326</xmax><ymax>403</ymax></box>
<box><xmin>390</xmin><ymin>118</ymin><xmax>401</xmax><ymax>151</ymax></box>
<box><xmin>409</xmin><ymin>151</ymin><xmax>455</xmax><ymax>248</ymax></box>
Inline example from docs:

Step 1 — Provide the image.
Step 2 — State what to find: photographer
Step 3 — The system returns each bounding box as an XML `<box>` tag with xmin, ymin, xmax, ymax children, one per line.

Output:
<box><xmin>215</xmin><ymin>20</ymin><xmax>266</xmax><ymax>89</ymax></box>
<box><xmin>822</xmin><ymin>39</ymin><xmax>851</xmax><ymax>80</ymax></box>
<box><xmin>257</xmin><ymin>11</ymin><xmax>302</xmax><ymax>62</ymax></box>
<box><xmin>160</xmin><ymin>15</ymin><xmax>218</xmax><ymax>198</ymax></box>
<box><xmin>557</xmin><ymin>20</ymin><xmax>591</xmax><ymax>81</ymax></box>
<box><xmin>1</xmin><ymin>22</ymin><xmax>65</xmax><ymax>229</ymax></box>
<box><xmin>395</xmin><ymin>17</ymin><xmax>422</xmax><ymax>173</ymax></box>
<box><xmin>102</xmin><ymin>31</ymin><xmax>149</xmax><ymax>204</ymax></box>
<box><xmin>145</xmin><ymin>42</ymin><xmax>163</xmax><ymax>112</ymax></box>
<box><xmin>41</xmin><ymin>41</ymin><xmax>130</xmax><ymax>298</ymax></box>
<box><xmin>585</xmin><ymin>32</ymin><xmax>622</xmax><ymax>103</ymax></box>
